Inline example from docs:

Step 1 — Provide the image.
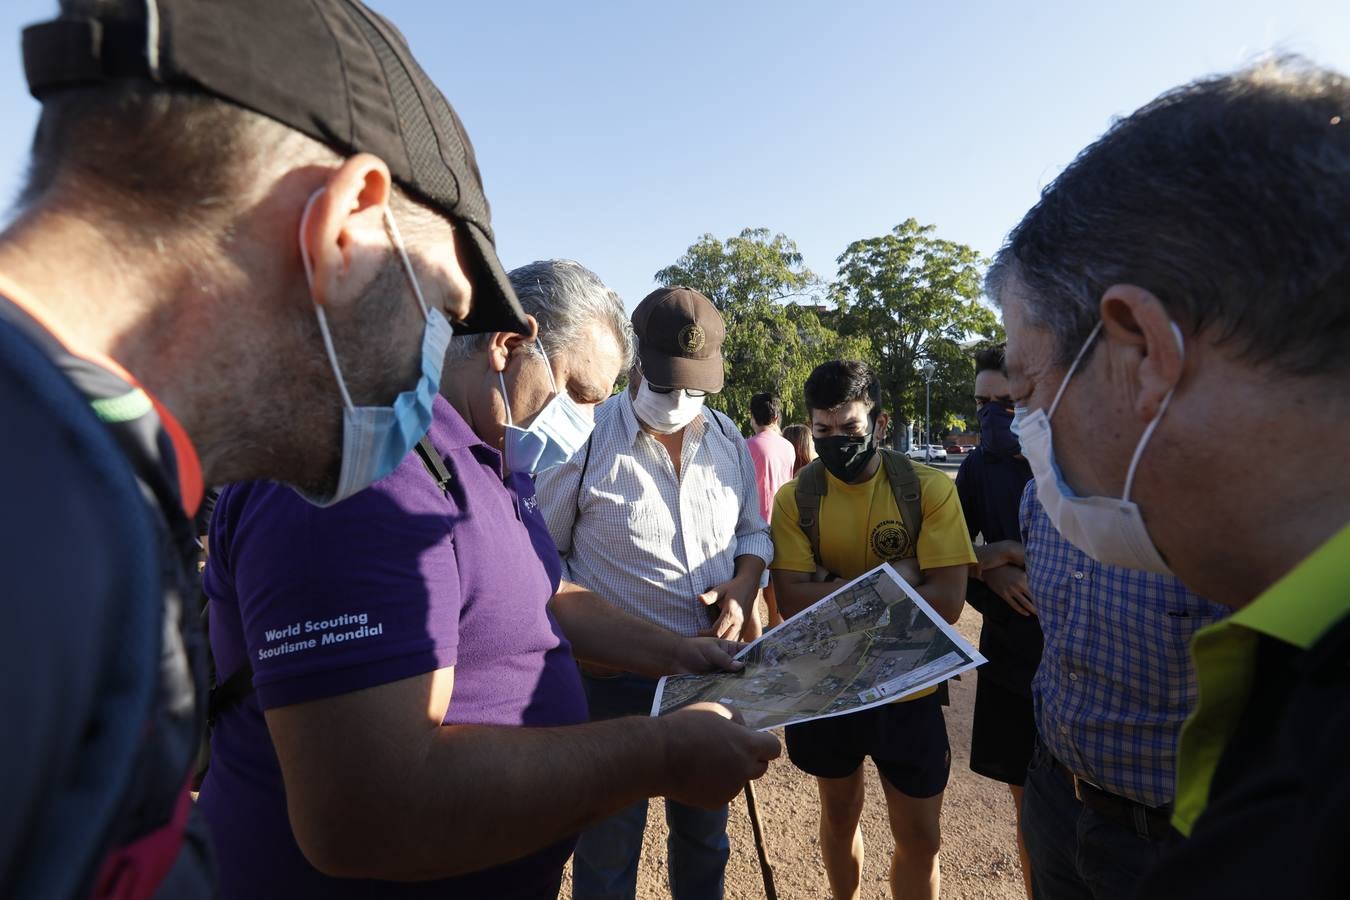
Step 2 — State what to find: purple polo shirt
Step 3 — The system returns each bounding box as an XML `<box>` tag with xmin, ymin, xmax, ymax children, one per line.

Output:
<box><xmin>198</xmin><ymin>396</ymin><xmax>588</xmax><ymax>899</ymax></box>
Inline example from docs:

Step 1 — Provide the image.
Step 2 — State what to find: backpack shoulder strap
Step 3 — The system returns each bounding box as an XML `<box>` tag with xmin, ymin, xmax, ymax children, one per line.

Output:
<box><xmin>0</xmin><ymin>300</ymin><xmax>204</xmax><ymax>894</ymax></box>
<box><xmin>705</xmin><ymin>406</ymin><xmax>738</xmax><ymax>440</ymax></box>
<box><xmin>794</xmin><ymin>459</ymin><xmax>829</xmax><ymax>566</ymax></box>
<box><xmin>575</xmin><ymin>431</ymin><xmax>595</xmax><ymax>520</ymax></box>
<box><xmin>206</xmin><ymin>662</ymin><xmax>254</xmax><ymax>725</ymax></box>
<box><xmin>879</xmin><ymin>448</ymin><xmax>923</xmax><ymax>558</ymax></box>
<box><xmin>414</xmin><ymin>435</ymin><xmax>452</xmax><ymax>494</ymax></box>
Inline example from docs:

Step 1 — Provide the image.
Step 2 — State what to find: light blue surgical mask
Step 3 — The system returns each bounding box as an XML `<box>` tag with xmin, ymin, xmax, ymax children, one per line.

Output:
<box><xmin>499</xmin><ymin>340</ymin><xmax>594</xmax><ymax>475</ymax></box>
<box><xmin>297</xmin><ymin>189</ymin><xmax>453</xmax><ymax>507</ymax></box>
<box><xmin>1011</xmin><ymin>320</ymin><xmax>1183</xmax><ymax>574</ymax></box>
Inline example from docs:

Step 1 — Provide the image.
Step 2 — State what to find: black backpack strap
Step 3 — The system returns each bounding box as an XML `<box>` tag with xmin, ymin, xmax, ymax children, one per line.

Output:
<box><xmin>794</xmin><ymin>459</ymin><xmax>828</xmax><ymax>567</ymax></box>
<box><xmin>199</xmin><ymin>581</ymin><xmax>255</xmax><ymax>728</ymax></box>
<box><xmin>207</xmin><ymin>664</ymin><xmax>254</xmax><ymax>725</ymax></box>
<box><xmin>880</xmin><ymin>448</ymin><xmax>923</xmax><ymax>559</ymax></box>
<box><xmin>414</xmin><ymin>435</ymin><xmax>452</xmax><ymax>494</ymax></box>
<box><xmin>574</xmin><ymin>431</ymin><xmax>596</xmax><ymax>521</ymax></box>
<box><xmin>707</xmin><ymin>407</ymin><xmax>737</xmax><ymax>440</ymax></box>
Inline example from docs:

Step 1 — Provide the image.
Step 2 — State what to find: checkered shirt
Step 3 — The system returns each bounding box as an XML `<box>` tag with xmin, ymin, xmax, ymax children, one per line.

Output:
<box><xmin>1020</xmin><ymin>480</ymin><xmax>1229</xmax><ymax>807</ymax></box>
<box><xmin>537</xmin><ymin>391</ymin><xmax>772</xmax><ymax>637</ymax></box>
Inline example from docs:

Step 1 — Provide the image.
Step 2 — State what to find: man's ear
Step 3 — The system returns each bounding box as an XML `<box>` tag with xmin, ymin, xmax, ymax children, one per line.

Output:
<box><xmin>298</xmin><ymin>153</ymin><xmax>393</xmax><ymax>310</ymax></box>
<box><xmin>875</xmin><ymin>411</ymin><xmax>890</xmax><ymax>439</ymax></box>
<box><xmin>486</xmin><ymin>315</ymin><xmax>539</xmax><ymax>373</ymax></box>
<box><xmin>1099</xmin><ymin>284</ymin><xmax>1186</xmax><ymax>422</ymax></box>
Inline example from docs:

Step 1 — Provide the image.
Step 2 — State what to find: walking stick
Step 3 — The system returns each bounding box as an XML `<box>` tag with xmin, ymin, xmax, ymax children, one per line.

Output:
<box><xmin>744</xmin><ymin>781</ymin><xmax>779</xmax><ymax>900</ymax></box>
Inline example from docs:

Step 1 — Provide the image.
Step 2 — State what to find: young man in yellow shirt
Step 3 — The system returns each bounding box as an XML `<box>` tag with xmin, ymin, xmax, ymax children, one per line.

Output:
<box><xmin>771</xmin><ymin>360</ymin><xmax>977</xmax><ymax>900</ymax></box>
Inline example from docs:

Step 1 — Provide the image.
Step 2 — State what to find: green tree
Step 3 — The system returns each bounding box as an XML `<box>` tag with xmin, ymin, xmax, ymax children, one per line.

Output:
<box><xmin>654</xmin><ymin>229</ymin><xmax>870</xmax><ymax>430</ymax></box>
<box><xmin>913</xmin><ymin>337</ymin><xmax>982</xmax><ymax>445</ymax></box>
<box><xmin>832</xmin><ymin>219</ymin><xmax>1002</xmax><ymax>445</ymax></box>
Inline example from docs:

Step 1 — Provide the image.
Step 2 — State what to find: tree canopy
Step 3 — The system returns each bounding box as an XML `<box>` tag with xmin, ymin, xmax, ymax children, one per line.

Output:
<box><xmin>654</xmin><ymin>229</ymin><xmax>867</xmax><ymax>429</ymax></box>
<box><xmin>832</xmin><ymin>219</ymin><xmax>1002</xmax><ymax>441</ymax></box>
<box><xmin>651</xmin><ymin>220</ymin><xmax>1002</xmax><ymax>440</ymax></box>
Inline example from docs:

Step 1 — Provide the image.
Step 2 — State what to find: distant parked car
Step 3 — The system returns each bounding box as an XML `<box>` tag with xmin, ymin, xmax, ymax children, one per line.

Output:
<box><xmin>960</xmin><ymin>444</ymin><xmax>976</xmax><ymax>453</ymax></box>
<box><xmin>944</xmin><ymin>443</ymin><xmax>963</xmax><ymax>454</ymax></box>
<box><xmin>906</xmin><ymin>444</ymin><xmax>948</xmax><ymax>462</ymax></box>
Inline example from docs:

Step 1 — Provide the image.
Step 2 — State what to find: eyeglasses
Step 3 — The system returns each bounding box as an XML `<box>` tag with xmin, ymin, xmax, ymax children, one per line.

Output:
<box><xmin>646</xmin><ymin>382</ymin><xmax>709</xmax><ymax>398</ymax></box>
<box><xmin>637</xmin><ymin>360</ymin><xmax>711</xmax><ymax>397</ymax></box>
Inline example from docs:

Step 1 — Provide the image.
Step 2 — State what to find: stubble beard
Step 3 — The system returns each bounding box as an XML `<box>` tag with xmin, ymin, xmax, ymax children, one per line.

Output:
<box><xmin>268</xmin><ymin>259</ymin><xmax>421</xmax><ymax>498</ymax></box>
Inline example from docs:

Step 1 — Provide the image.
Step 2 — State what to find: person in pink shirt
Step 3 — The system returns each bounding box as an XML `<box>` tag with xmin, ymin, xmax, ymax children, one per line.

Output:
<box><xmin>746</xmin><ymin>392</ymin><xmax>798</xmax><ymax>626</ymax></box>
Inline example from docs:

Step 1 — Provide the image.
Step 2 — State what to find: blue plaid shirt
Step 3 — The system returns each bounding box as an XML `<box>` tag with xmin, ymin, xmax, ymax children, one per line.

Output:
<box><xmin>1020</xmin><ymin>481</ymin><xmax>1228</xmax><ymax>807</ymax></box>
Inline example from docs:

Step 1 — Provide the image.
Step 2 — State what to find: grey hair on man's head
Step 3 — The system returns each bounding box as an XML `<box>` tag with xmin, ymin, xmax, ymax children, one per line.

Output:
<box><xmin>987</xmin><ymin>55</ymin><xmax>1350</xmax><ymax>376</ymax></box>
<box><xmin>445</xmin><ymin>259</ymin><xmax>634</xmax><ymax>369</ymax></box>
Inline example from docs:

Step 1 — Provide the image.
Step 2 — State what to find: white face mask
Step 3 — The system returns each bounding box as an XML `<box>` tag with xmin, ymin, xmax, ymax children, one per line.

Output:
<box><xmin>1011</xmin><ymin>320</ymin><xmax>1183</xmax><ymax>575</ymax></box>
<box><xmin>632</xmin><ymin>379</ymin><xmax>706</xmax><ymax>433</ymax></box>
<box><xmin>499</xmin><ymin>340</ymin><xmax>594</xmax><ymax>475</ymax></box>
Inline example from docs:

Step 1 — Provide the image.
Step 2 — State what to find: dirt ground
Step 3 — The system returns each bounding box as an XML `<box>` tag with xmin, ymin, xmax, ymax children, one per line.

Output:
<box><xmin>558</xmin><ymin>608</ymin><xmax>1028</xmax><ymax>900</ymax></box>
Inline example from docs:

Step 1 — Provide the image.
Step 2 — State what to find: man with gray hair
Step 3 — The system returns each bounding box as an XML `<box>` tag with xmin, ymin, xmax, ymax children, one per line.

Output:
<box><xmin>989</xmin><ymin>57</ymin><xmax>1350</xmax><ymax>897</ymax></box>
<box><xmin>440</xmin><ymin>259</ymin><xmax>634</xmax><ymax>468</ymax></box>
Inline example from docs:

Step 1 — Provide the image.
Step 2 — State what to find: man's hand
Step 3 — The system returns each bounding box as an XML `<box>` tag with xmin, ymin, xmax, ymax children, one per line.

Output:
<box><xmin>976</xmin><ymin>540</ymin><xmax>1026</xmax><ymax>572</ymax></box>
<box><xmin>658</xmin><ymin>703</ymin><xmax>781</xmax><ymax>809</ymax></box>
<box><xmin>669</xmin><ymin>636</ymin><xmax>745</xmax><ymax>675</ymax></box>
<box><xmin>984</xmin><ymin>564</ymin><xmax>1036</xmax><ymax>616</ymax></box>
<box><xmin>698</xmin><ymin>577</ymin><xmax>757</xmax><ymax>641</ymax></box>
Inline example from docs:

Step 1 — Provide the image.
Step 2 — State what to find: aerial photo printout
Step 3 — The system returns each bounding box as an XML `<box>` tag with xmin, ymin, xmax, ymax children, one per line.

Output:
<box><xmin>652</xmin><ymin>563</ymin><xmax>986</xmax><ymax>731</ymax></box>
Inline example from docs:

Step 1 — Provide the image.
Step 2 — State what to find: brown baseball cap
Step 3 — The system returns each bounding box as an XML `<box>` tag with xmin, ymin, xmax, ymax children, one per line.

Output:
<box><xmin>631</xmin><ymin>287</ymin><xmax>726</xmax><ymax>393</ymax></box>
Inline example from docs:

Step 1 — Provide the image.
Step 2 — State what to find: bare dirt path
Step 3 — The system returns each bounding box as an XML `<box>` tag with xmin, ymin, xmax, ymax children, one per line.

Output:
<box><xmin>559</xmin><ymin>609</ymin><xmax>1027</xmax><ymax>900</ymax></box>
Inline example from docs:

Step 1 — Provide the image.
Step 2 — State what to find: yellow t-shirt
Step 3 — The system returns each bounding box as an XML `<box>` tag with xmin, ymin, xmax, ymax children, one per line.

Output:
<box><xmin>770</xmin><ymin>459</ymin><xmax>977</xmax><ymax>578</ymax></box>
<box><xmin>769</xmin><ymin>457</ymin><xmax>977</xmax><ymax>704</ymax></box>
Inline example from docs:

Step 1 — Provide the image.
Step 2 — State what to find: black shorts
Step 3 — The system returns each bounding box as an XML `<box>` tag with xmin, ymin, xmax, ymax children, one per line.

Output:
<box><xmin>784</xmin><ymin>691</ymin><xmax>950</xmax><ymax>798</ymax></box>
<box><xmin>969</xmin><ymin>675</ymin><xmax>1037</xmax><ymax>787</ymax></box>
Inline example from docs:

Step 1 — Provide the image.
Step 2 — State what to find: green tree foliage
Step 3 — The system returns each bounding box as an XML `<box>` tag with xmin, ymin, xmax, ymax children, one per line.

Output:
<box><xmin>914</xmin><ymin>336</ymin><xmax>982</xmax><ymax>444</ymax></box>
<box><xmin>652</xmin><ymin>222</ymin><xmax>1000</xmax><ymax>440</ymax></box>
<box><xmin>831</xmin><ymin>219</ymin><xmax>1002</xmax><ymax>443</ymax></box>
<box><xmin>654</xmin><ymin>228</ymin><xmax>817</xmax><ymax>309</ymax></box>
<box><xmin>654</xmin><ymin>229</ymin><xmax>870</xmax><ymax>430</ymax></box>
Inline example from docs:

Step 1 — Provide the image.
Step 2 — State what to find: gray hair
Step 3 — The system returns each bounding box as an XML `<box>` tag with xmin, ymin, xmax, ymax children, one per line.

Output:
<box><xmin>446</xmin><ymin>259</ymin><xmax>634</xmax><ymax>369</ymax></box>
<box><xmin>987</xmin><ymin>56</ymin><xmax>1350</xmax><ymax>376</ymax></box>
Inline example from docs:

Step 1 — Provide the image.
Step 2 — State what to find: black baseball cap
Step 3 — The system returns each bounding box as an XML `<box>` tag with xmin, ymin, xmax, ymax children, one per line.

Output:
<box><xmin>631</xmin><ymin>286</ymin><xmax>726</xmax><ymax>393</ymax></box>
<box><xmin>21</xmin><ymin>0</ymin><xmax>527</xmax><ymax>336</ymax></box>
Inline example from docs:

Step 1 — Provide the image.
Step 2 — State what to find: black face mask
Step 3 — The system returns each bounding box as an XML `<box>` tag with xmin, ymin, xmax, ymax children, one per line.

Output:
<box><xmin>814</xmin><ymin>432</ymin><xmax>877</xmax><ymax>483</ymax></box>
<box><xmin>977</xmin><ymin>402</ymin><xmax>1020</xmax><ymax>457</ymax></box>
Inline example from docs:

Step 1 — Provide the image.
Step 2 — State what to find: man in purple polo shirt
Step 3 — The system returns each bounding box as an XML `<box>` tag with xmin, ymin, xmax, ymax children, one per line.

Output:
<box><xmin>199</xmin><ymin>260</ymin><xmax>779</xmax><ymax>899</ymax></box>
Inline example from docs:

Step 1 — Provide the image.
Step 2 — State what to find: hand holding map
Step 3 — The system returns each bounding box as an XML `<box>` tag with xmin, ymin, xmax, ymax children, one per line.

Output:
<box><xmin>651</xmin><ymin>563</ymin><xmax>985</xmax><ymax>731</ymax></box>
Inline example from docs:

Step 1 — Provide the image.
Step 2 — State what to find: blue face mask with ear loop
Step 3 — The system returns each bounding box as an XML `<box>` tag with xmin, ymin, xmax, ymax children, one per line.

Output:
<box><xmin>1011</xmin><ymin>319</ymin><xmax>1185</xmax><ymax>574</ymax></box>
<box><xmin>296</xmin><ymin>188</ymin><xmax>453</xmax><ymax>507</ymax></box>
<box><xmin>499</xmin><ymin>339</ymin><xmax>595</xmax><ymax>475</ymax></box>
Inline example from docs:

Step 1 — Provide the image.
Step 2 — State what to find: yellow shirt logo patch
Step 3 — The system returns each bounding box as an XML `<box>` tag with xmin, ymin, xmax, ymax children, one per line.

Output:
<box><xmin>870</xmin><ymin>519</ymin><xmax>913</xmax><ymax>560</ymax></box>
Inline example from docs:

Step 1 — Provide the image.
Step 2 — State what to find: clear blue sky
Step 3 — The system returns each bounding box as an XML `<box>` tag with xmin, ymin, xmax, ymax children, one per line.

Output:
<box><xmin>0</xmin><ymin>1</ymin><xmax>1346</xmax><ymax>310</ymax></box>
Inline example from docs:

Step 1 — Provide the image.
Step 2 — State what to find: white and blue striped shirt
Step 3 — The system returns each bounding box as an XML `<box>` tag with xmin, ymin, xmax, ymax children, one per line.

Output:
<box><xmin>537</xmin><ymin>391</ymin><xmax>772</xmax><ymax>637</ymax></box>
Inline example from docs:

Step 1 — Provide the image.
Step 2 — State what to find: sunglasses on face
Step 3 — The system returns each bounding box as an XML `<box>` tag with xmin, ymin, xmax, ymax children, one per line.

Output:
<box><xmin>637</xmin><ymin>361</ymin><xmax>711</xmax><ymax>398</ymax></box>
<box><xmin>646</xmin><ymin>382</ymin><xmax>710</xmax><ymax>398</ymax></box>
